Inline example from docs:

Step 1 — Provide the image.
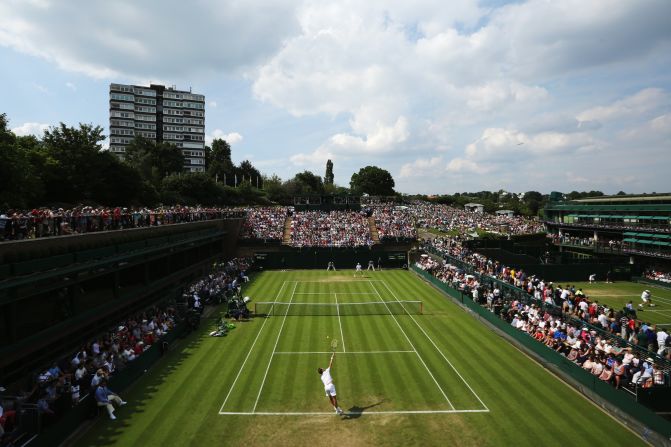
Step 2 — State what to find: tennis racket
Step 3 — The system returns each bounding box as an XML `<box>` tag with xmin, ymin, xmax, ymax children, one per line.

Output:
<box><xmin>331</xmin><ymin>338</ymin><xmax>338</xmax><ymax>352</ymax></box>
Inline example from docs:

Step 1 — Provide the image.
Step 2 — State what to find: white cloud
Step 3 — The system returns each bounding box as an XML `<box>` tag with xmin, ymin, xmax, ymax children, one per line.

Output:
<box><xmin>446</xmin><ymin>158</ymin><xmax>491</xmax><ymax>174</ymax></box>
<box><xmin>464</xmin><ymin>127</ymin><xmax>601</xmax><ymax>161</ymax></box>
<box><xmin>577</xmin><ymin>88</ymin><xmax>670</xmax><ymax>124</ymax></box>
<box><xmin>65</xmin><ymin>81</ymin><xmax>76</xmax><ymax>91</ymax></box>
<box><xmin>2</xmin><ymin>0</ymin><xmax>670</xmax><ymax>193</ymax></box>
<box><xmin>399</xmin><ymin>156</ymin><xmax>445</xmax><ymax>178</ymax></box>
<box><xmin>0</xmin><ymin>0</ymin><xmax>301</xmax><ymax>79</ymax></box>
<box><xmin>206</xmin><ymin>129</ymin><xmax>243</xmax><ymax>146</ymax></box>
<box><xmin>11</xmin><ymin>122</ymin><xmax>50</xmax><ymax>137</ymax></box>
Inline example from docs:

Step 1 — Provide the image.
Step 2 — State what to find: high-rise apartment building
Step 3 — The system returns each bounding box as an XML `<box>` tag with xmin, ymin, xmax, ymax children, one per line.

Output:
<box><xmin>109</xmin><ymin>83</ymin><xmax>206</xmax><ymax>172</ymax></box>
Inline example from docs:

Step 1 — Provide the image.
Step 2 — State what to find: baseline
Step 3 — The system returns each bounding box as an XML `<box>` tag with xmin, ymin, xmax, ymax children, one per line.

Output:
<box><xmin>219</xmin><ymin>409</ymin><xmax>490</xmax><ymax>416</ymax></box>
<box><xmin>273</xmin><ymin>350</ymin><xmax>414</xmax><ymax>355</ymax></box>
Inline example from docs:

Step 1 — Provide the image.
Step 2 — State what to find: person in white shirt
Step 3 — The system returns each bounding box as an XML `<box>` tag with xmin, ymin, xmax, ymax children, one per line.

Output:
<box><xmin>317</xmin><ymin>353</ymin><xmax>343</xmax><ymax>415</ymax></box>
<box><xmin>639</xmin><ymin>290</ymin><xmax>653</xmax><ymax>308</ymax></box>
<box><xmin>354</xmin><ymin>262</ymin><xmax>363</xmax><ymax>277</ymax></box>
<box><xmin>658</xmin><ymin>329</ymin><xmax>669</xmax><ymax>356</ymax></box>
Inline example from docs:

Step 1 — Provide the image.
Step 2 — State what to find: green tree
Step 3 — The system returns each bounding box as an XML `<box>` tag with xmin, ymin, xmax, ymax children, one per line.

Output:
<box><xmin>161</xmin><ymin>172</ymin><xmax>223</xmax><ymax>205</ymax></box>
<box><xmin>262</xmin><ymin>174</ymin><xmax>286</xmax><ymax>203</ymax></box>
<box><xmin>0</xmin><ymin>114</ymin><xmax>43</xmax><ymax>207</ymax></box>
<box><xmin>324</xmin><ymin>159</ymin><xmax>334</xmax><ymax>185</ymax></box>
<box><xmin>350</xmin><ymin>166</ymin><xmax>395</xmax><ymax>195</ymax></box>
<box><xmin>125</xmin><ymin>136</ymin><xmax>184</xmax><ymax>186</ymax></box>
<box><xmin>40</xmin><ymin>122</ymin><xmax>107</xmax><ymax>203</ymax></box>
<box><xmin>236</xmin><ymin>160</ymin><xmax>263</xmax><ymax>188</ymax></box>
<box><xmin>207</xmin><ymin>138</ymin><xmax>235</xmax><ymax>185</ymax></box>
<box><xmin>293</xmin><ymin>171</ymin><xmax>324</xmax><ymax>195</ymax></box>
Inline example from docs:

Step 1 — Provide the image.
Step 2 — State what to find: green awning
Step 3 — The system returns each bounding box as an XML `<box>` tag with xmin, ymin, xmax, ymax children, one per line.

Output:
<box><xmin>623</xmin><ymin>232</ymin><xmax>638</xmax><ymax>236</ymax></box>
<box><xmin>652</xmin><ymin>216</ymin><xmax>670</xmax><ymax>220</ymax></box>
<box><xmin>622</xmin><ymin>238</ymin><xmax>637</xmax><ymax>243</ymax></box>
<box><xmin>653</xmin><ymin>234</ymin><xmax>671</xmax><ymax>239</ymax></box>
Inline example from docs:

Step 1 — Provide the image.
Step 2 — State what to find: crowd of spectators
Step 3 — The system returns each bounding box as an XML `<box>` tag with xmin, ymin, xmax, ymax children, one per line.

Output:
<box><xmin>644</xmin><ymin>269</ymin><xmax>671</xmax><ymax>284</ymax></box>
<box><xmin>0</xmin><ymin>206</ymin><xmax>242</xmax><ymax>241</ymax></box>
<box><xmin>0</xmin><ymin>305</ymin><xmax>177</xmax><ymax>439</ymax></box>
<box><xmin>289</xmin><ymin>211</ymin><xmax>373</xmax><ymax>247</ymax></box>
<box><xmin>416</xmin><ymin>238</ymin><xmax>671</xmax><ymax>392</ymax></box>
<box><xmin>410</xmin><ymin>202</ymin><xmax>544</xmax><ymax>236</ymax></box>
<box><xmin>185</xmin><ymin>258</ymin><xmax>252</xmax><ymax>321</ymax></box>
<box><xmin>370</xmin><ymin>206</ymin><xmax>417</xmax><ymax>241</ymax></box>
<box><xmin>239</xmin><ymin>207</ymin><xmax>288</xmax><ymax>241</ymax></box>
<box><xmin>0</xmin><ymin>257</ymin><xmax>252</xmax><ymax>441</ymax></box>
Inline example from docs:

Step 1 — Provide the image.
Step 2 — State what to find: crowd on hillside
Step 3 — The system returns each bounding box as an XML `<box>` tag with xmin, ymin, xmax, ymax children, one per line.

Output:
<box><xmin>416</xmin><ymin>240</ymin><xmax>671</xmax><ymax>391</ymax></box>
<box><xmin>411</xmin><ymin>203</ymin><xmax>545</xmax><ymax>236</ymax></box>
<box><xmin>0</xmin><ymin>258</ymin><xmax>251</xmax><ymax>439</ymax></box>
<box><xmin>289</xmin><ymin>211</ymin><xmax>373</xmax><ymax>247</ymax></box>
<box><xmin>371</xmin><ymin>206</ymin><xmax>417</xmax><ymax>241</ymax></box>
<box><xmin>0</xmin><ymin>206</ymin><xmax>242</xmax><ymax>241</ymax></box>
<box><xmin>239</xmin><ymin>207</ymin><xmax>288</xmax><ymax>241</ymax></box>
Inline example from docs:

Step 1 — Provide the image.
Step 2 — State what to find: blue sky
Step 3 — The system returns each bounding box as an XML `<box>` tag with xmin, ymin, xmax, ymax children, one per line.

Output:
<box><xmin>1</xmin><ymin>0</ymin><xmax>670</xmax><ymax>195</ymax></box>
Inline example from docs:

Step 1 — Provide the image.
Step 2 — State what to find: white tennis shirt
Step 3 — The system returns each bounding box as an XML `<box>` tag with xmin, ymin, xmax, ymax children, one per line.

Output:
<box><xmin>321</xmin><ymin>367</ymin><xmax>333</xmax><ymax>386</ymax></box>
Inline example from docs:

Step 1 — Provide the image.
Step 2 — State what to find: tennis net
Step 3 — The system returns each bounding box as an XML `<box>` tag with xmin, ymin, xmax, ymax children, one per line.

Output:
<box><xmin>253</xmin><ymin>300</ymin><xmax>423</xmax><ymax>316</ymax></box>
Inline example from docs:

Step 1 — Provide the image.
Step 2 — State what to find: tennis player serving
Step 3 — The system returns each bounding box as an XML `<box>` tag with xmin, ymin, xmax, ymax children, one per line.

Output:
<box><xmin>318</xmin><ymin>352</ymin><xmax>343</xmax><ymax>415</ymax></box>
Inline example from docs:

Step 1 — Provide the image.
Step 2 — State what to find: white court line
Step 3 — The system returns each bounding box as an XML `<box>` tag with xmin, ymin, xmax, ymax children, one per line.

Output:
<box><xmin>274</xmin><ymin>350</ymin><xmax>415</xmax><ymax>355</ymax></box>
<box><xmin>220</xmin><ymin>409</ymin><xmax>490</xmax><ymax>416</ymax></box>
<box><xmin>334</xmin><ymin>292</ymin><xmax>346</xmax><ymax>352</ymax></box>
<box><xmin>293</xmin><ymin>292</ymin><xmax>377</xmax><ymax>295</ymax></box>
<box><xmin>295</xmin><ymin>279</ymin><xmax>385</xmax><ymax>283</ymax></box>
<box><xmin>369</xmin><ymin>280</ymin><xmax>455</xmax><ymax>410</ymax></box>
<box><xmin>219</xmin><ymin>281</ymin><xmax>287</xmax><ymax>413</ymax></box>
<box><xmin>380</xmin><ymin>280</ymin><xmax>489</xmax><ymax>411</ymax></box>
<box><xmin>643</xmin><ymin>309</ymin><xmax>671</xmax><ymax>315</ymax></box>
<box><xmin>252</xmin><ymin>281</ymin><xmax>298</xmax><ymax>413</ymax></box>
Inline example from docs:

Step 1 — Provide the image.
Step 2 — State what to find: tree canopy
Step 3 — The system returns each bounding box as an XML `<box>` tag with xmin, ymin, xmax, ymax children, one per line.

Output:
<box><xmin>350</xmin><ymin>166</ymin><xmax>395</xmax><ymax>196</ymax></box>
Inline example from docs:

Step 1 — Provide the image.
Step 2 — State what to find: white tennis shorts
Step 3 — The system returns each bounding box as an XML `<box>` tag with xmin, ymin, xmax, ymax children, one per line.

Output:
<box><xmin>324</xmin><ymin>384</ymin><xmax>336</xmax><ymax>397</ymax></box>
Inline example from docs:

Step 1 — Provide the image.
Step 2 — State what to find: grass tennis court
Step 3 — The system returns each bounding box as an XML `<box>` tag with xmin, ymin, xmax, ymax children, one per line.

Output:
<box><xmin>568</xmin><ymin>281</ymin><xmax>671</xmax><ymax>327</ymax></box>
<box><xmin>74</xmin><ymin>270</ymin><xmax>646</xmax><ymax>446</ymax></box>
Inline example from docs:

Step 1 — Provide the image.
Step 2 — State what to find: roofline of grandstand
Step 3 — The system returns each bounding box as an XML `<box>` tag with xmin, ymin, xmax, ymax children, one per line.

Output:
<box><xmin>573</xmin><ymin>193</ymin><xmax>671</xmax><ymax>203</ymax></box>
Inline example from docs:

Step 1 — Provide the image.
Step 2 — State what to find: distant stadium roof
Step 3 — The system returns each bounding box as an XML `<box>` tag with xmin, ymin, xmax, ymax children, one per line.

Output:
<box><xmin>574</xmin><ymin>194</ymin><xmax>671</xmax><ymax>203</ymax></box>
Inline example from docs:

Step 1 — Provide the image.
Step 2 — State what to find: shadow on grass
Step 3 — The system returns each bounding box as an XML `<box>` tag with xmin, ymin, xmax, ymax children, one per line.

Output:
<box><xmin>72</xmin><ymin>306</ymin><xmax>231</xmax><ymax>446</ymax></box>
<box><xmin>343</xmin><ymin>400</ymin><xmax>384</xmax><ymax>420</ymax></box>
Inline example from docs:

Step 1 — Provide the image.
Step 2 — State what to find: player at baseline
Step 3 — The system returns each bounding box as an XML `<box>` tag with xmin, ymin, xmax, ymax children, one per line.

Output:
<box><xmin>327</xmin><ymin>261</ymin><xmax>336</xmax><ymax>271</ymax></box>
<box><xmin>354</xmin><ymin>262</ymin><xmax>363</xmax><ymax>277</ymax></box>
<box><xmin>317</xmin><ymin>353</ymin><xmax>343</xmax><ymax>415</ymax></box>
<box><xmin>367</xmin><ymin>260</ymin><xmax>375</xmax><ymax>271</ymax></box>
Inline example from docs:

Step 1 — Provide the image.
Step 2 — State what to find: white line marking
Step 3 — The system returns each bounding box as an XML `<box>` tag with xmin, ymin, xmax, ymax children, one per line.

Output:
<box><xmin>274</xmin><ymin>350</ymin><xmax>415</xmax><ymax>355</ymax></box>
<box><xmin>293</xmin><ymin>292</ymin><xmax>377</xmax><ymax>295</ymax></box>
<box><xmin>335</xmin><ymin>292</ymin><xmax>346</xmax><ymax>352</ymax></box>
<box><xmin>252</xmin><ymin>281</ymin><xmax>298</xmax><ymax>413</ymax></box>
<box><xmin>219</xmin><ymin>409</ymin><xmax>490</xmax><ymax>415</ymax></box>
<box><xmin>294</xmin><ymin>279</ymin><xmax>385</xmax><ymax>283</ymax></box>
<box><xmin>369</xmin><ymin>280</ymin><xmax>455</xmax><ymax>410</ymax></box>
<box><xmin>219</xmin><ymin>281</ymin><xmax>287</xmax><ymax>413</ymax></box>
<box><xmin>380</xmin><ymin>280</ymin><xmax>489</xmax><ymax>411</ymax></box>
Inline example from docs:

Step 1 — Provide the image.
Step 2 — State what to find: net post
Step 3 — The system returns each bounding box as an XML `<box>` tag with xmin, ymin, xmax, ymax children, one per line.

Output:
<box><xmin>420</xmin><ymin>302</ymin><xmax>423</xmax><ymax>315</ymax></box>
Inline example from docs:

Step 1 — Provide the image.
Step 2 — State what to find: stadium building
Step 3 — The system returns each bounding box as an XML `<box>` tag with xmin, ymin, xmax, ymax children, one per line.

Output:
<box><xmin>544</xmin><ymin>193</ymin><xmax>671</xmax><ymax>263</ymax></box>
<box><xmin>109</xmin><ymin>83</ymin><xmax>206</xmax><ymax>172</ymax></box>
